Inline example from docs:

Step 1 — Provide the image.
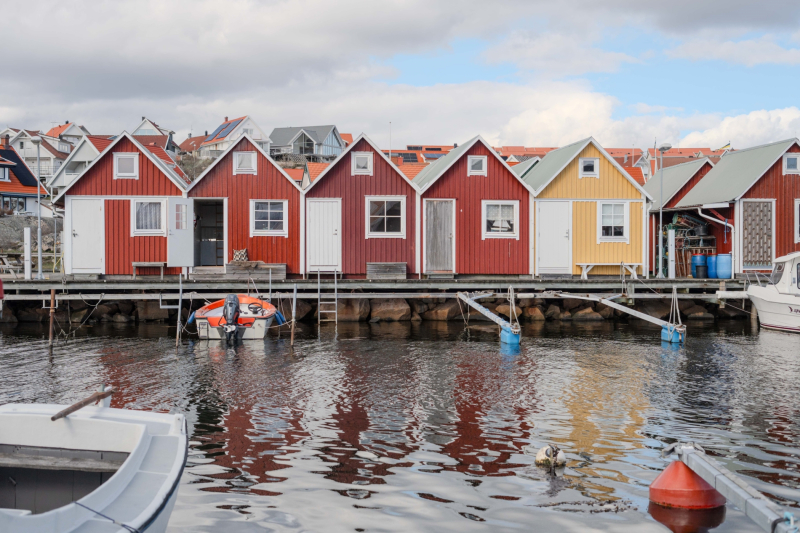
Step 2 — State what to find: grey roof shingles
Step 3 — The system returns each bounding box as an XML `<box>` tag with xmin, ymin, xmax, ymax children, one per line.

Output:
<box><xmin>676</xmin><ymin>138</ymin><xmax>798</xmax><ymax>207</ymax></box>
<box><xmin>269</xmin><ymin>125</ymin><xmax>336</xmax><ymax>147</ymax></box>
<box><xmin>411</xmin><ymin>136</ymin><xmax>478</xmax><ymax>190</ymax></box>
<box><xmin>643</xmin><ymin>158</ymin><xmax>710</xmax><ymax>211</ymax></box>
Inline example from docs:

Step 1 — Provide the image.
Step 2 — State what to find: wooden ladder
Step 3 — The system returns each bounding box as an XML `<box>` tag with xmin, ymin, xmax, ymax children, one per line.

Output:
<box><xmin>317</xmin><ymin>270</ymin><xmax>338</xmax><ymax>324</ymax></box>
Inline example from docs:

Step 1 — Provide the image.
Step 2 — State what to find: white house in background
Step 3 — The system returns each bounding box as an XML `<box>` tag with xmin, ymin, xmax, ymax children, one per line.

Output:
<box><xmin>1</xmin><ymin>129</ymin><xmax>70</xmax><ymax>182</ymax></box>
<box><xmin>198</xmin><ymin>116</ymin><xmax>271</xmax><ymax>158</ymax></box>
<box><xmin>45</xmin><ymin>122</ymin><xmax>90</xmax><ymax>146</ymax></box>
<box><xmin>132</xmin><ymin>117</ymin><xmax>174</xmax><ymax>136</ymax></box>
<box><xmin>47</xmin><ymin>135</ymin><xmax>115</xmax><ymax>194</ymax></box>
<box><xmin>268</xmin><ymin>125</ymin><xmax>345</xmax><ymax>161</ymax></box>
<box><xmin>131</xmin><ymin>117</ymin><xmax>180</xmax><ymax>155</ymax></box>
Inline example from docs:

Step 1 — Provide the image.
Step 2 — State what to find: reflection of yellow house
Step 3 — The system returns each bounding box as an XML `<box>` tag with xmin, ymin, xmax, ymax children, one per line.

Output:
<box><xmin>514</xmin><ymin>138</ymin><xmax>652</xmax><ymax>277</ymax></box>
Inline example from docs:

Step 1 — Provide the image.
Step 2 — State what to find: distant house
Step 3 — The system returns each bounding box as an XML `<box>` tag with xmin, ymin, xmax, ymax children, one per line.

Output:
<box><xmin>132</xmin><ymin>117</ymin><xmax>179</xmax><ymax>155</ymax></box>
<box><xmin>0</xmin><ymin>130</ymin><xmax>71</xmax><ymax>182</ymax></box>
<box><xmin>340</xmin><ymin>133</ymin><xmax>353</xmax><ymax>147</ymax></box>
<box><xmin>48</xmin><ymin>135</ymin><xmax>114</xmax><ymax>194</ymax></box>
<box><xmin>0</xmin><ymin>137</ymin><xmax>51</xmax><ymax>217</ymax></box>
<box><xmin>200</xmin><ymin>116</ymin><xmax>271</xmax><ymax>159</ymax></box>
<box><xmin>269</xmin><ymin>125</ymin><xmax>345</xmax><ymax>161</ymax></box>
<box><xmin>45</xmin><ymin>122</ymin><xmax>90</xmax><ymax>146</ymax></box>
<box><xmin>178</xmin><ymin>134</ymin><xmax>207</xmax><ymax>156</ymax></box>
<box><xmin>635</xmin><ymin>147</ymin><xmax>728</xmax><ymax>181</ymax></box>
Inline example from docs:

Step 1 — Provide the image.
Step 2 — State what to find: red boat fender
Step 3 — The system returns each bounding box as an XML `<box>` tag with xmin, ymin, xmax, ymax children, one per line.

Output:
<box><xmin>0</xmin><ymin>279</ymin><xmax>4</xmax><ymax>300</ymax></box>
<box><xmin>650</xmin><ymin>461</ymin><xmax>726</xmax><ymax>509</ymax></box>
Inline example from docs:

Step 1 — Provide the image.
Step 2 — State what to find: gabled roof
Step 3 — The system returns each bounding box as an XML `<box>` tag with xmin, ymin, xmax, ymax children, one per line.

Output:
<box><xmin>39</xmin><ymin>139</ymin><xmax>70</xmax><ymax>159</ymax></box>
<box><xmin>514</xmin><ymin>137</ymin><xmax>652</xmax><ymax>199</ymax></box>
<box><xmin>134</xmin><ymin>135</ymin><xmax>169</xmax><ymax>150</ymax></box>
<box><xmin>0</xmin><ymin>147</ymin><xmax>46</xmax><ymax>192</ymax></box>
<box><xmin>46</xmin><ymin>122</ymin><xmax>78</xmax><ymax>138</ymax></box>
<box><xmin>269</xmin><ymin>125</ymin><xmax>338</xmax><ymax>147</ymax></box>
<box><xmin>398</xmin><ymin>163</ymin><xmax>429</xmax><ymax>180</ymax></box>
<box><xmin>340</xmin><ymin>133</ymin><xmax>353</xmax><ymax>146</ymax></box>
<box><xmin>676</xmin><ymin>138</ymin><xmax>798</xmax><ymax>208</ymax></box>
<box><xmin>54</xmin><ymin>131</ymin><xmax>189</xmax><ymax>203</ymax></box>
<box><xmin>48</xmin><ymin>135</ymin><xmax>106</xmax><ymax>188</ymax></box>
<box><xmin>187</xmin><ymin>132</ymin><xmax>301</xmax><ymax>193</ymax></box>
<box><xmin>201</xmin><ymin>116</ymin><xmax>248</xmax><ymax>146</ymax></box>
<box><xmin>303</xmin><ymin>133</ymin><xmax>417</xmax><ymax>192</ymax></box>
<box><xmin>510</xmin><ymin>156</ymin><xmax>540</xmax><ymax>178</ymax></box>
<box><xmin>133</xmin><ymin>117</ymin><xmax>173</xmax><ymax>136</ymax></box>
<box><xmin>284</xmin><ymin>168</ymin><xmax>303</xmax><ymax>182</ymax></box>
<box><xmin>643</xmin><ymin>158</ymin><xmax>712</xmax><ymax>210</ymax></box>
<box><xmin>179</xmin><ymin>135</ymin><xmax>206</xmax><ymax>153</ymax></box>
<box><xmin>306</xmin><ymin>162</ymin><xmax>328</xmax><ymax>183</ymax></box>
<box><xmin>143</xmin><ymin>144</ymin><xmax>187</xmax><ymax>181</ymax></box>
<box><xmin>623</xmin><ymin>166</ymin><xmax>646</xmax><ymax>186</ymax></box>
<box><xmin>85</xmin><ymin>135</ymin><xmax>113</xmax><ymax>152</ymax></box>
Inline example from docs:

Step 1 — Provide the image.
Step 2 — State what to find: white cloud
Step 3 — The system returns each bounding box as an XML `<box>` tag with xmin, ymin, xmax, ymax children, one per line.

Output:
<box><xmin>678</xmin><ymin>107</ymin><xmax>800</xmax><ymax>148</ymax></box>
<box><xmin>667</xmin><ymin>35</ymin><xmax>800</xmax><ymax>66</ymax></box>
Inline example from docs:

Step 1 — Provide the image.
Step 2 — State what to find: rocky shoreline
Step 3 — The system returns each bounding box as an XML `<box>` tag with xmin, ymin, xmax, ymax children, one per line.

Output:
<box><xmin>0</xmin><ymin>295</ymin><xmax>748</xmax><ymax>326</ymax></box>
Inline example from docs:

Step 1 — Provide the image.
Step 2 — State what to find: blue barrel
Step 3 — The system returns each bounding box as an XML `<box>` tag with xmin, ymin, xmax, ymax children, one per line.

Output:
<box><xmin>691</xmin><ymin>254</ymin><xmax>706</xmax><ymax>278</ymax></box>
<box><xmin>716</xmin><ymin>254</ymin><xmax>732</xmax><ymax>279</ymax></box>
<box><xmin>707</xmin><ymin>255</ymin><xmax>717</xmax><ymax>279</ymax></box>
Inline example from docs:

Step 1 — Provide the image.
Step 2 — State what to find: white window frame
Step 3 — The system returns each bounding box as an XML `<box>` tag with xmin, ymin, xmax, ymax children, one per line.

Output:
<box><xmin>250</xmin><ymin>199</ymin><xmax>289</xmax><ymax>238</ymax></box>
<box><xmin>352</xmin><ymin>152</ymin><xmax>373</xmax><ymax>176</ymax></box>
<box><xmin>481</xmin><ymin>200</ymin><xmax>519</xmax><ymax>240</ymax></box>
<box><xmin>365</xmin><ymin>195</ymin><xmax>406</xmax><ymax>239</ymax></box>
<box><xmin>783</xmin><ymin>153</ymin><xmax>800</xmax><ymax>175</ymax></box>
<box><xmin>130</xmin><ymin>198</ymin><xmax>166</xmax><ymax>236</ymax></box>
<box><xmin>579</xmin><ymin>157</ymin><xmax>600</xmax><ymax>179</ymax></box>
<box><xmin>0</xmin><ymin>168</ymin><xmax>9</xmax><ymax>182</ymax></box>
<box><xmin>795</xmin><ymin>199</ymin><xmax>800</xmax><ymax>243</ymax></box>
<box><xmin>114</xmin><ymin>153</ymin><xmax>139</xmax><ymax>179</ymax></box>
<box><xmin>467</xmin><ymin>155</ymin><xmax>488</xmax><ymax>176</ymax></box>
<box><xmin>232</xmin><ymin>151</ymin><xmax>257</xmax><ymax>175</ymax></box>
<box><xmin>597</xmin><ymin>201</ymin><xmax>629</xmax><ymax>244</ymax></box>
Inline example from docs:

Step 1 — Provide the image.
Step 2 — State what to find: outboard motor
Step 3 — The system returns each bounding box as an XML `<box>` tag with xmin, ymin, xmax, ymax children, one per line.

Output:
<box><xmin>222</xmin><ymin>294</ymin><xmax>240</xmax><ymax>344</ymax></box>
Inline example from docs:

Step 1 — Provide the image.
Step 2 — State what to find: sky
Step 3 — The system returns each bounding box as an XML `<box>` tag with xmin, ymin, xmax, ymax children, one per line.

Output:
<box><xmin>3</xmin><ymin>0</ymin><xmax>800</xmax><ymax>151</ymax></box>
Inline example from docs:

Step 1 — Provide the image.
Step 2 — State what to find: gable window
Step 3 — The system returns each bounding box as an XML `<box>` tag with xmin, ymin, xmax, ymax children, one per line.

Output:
<box><xmin>352</xmin><ymin>152</ymin><xmax>373</xmax><ymax>176</ymax></box>
<box><xmin>597</xmin><ymin>202</ymin><xmax>628</xmax><ymax>243</ymax></box>
<box><xmin>0</xmin><ymin>168</ymin><xmax>9</xmax><ymax>182</ymax></box>
<box><xmin>784</xmin><ymin>154</ymin><xmax>800</xmax><ymax>175</ymax></box>
<box><xmin>366</xmin><ymin>196</ymin><xmax>405</xmax><ymax>238</ymax></box>
<box><xmin>251</xmin><ymin>200</ymin><xmax>288</xmax><ymax>237</ymax></box>
<box><xmin>131</xmin><ymin>199</ymin><xmax>165</xmax><ymax>236</ymax></box>
<box><xmin>482</xmin><ymin>200</ymin><xmax>519</xmax><ymax>239</ymax></box>
<box><xmin>468</xmin><ymin>155</ymin><xmax>487</xmax><ymax>176</ymax></box>
<box><xmin>294</xmin><ymin>133</ymin><xmax>314</xmax><ymax>155</ymax></box>
<box><xmin>114</xmin><ymin>153</ymin><xmax>139</xmax><ymax>179</ymax></box>
<box><xmin>579</xmin><ymin>158</ymin><xmax>599</xmax><ymax>178</ymax></box>
<box><xmin>233</xmin><ymin>151</ymin><xmax>256</xmax><ymax>175</ymax></box>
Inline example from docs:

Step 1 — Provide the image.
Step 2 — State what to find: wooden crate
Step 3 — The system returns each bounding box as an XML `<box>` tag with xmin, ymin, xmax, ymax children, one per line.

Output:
<box><xmin>366</xmin><ymin>262</ymin><xmax>407</xmax><ymax>280</ymax></box>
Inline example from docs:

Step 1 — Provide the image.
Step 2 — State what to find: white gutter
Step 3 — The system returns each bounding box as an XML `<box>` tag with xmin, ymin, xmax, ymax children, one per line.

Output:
<box><xmin>697</xmin><ymin>207</ymin><xmax>735</xmax><ymax>280</ymax></box>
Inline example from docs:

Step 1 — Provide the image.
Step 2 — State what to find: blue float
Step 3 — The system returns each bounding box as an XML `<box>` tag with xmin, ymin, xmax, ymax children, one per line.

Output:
<box><xmin>707</xmin><ymin>255</ymin><xmax>717</xmax><ymax>279</ymax></box>
<box><xmin>716</xmin><ymin>254</ymin><xmax>732</xmax><ymax>279</ymax></box>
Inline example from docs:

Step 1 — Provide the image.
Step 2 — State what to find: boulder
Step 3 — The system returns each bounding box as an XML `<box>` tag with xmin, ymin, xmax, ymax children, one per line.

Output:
<box><xmin>95</xmin><ymin>304</ymin><xmax>118</xmax><ymax>316</ymax></box>
<box><xmin>99</xmin><ymin>313</ymin><xmax>113</xmax><ymax>322</ymax></box>
<box><xmin>0</xmin><ymin>307</ymin><xmax>18</xmax><ymax>324</ymax></box>
<box><xmin>598</xmin><ymin>307</ymin><xmax>614</xmax><ymax>319</ymax></box>
<box><xmin>16</xmin><ymin>307</ymin><xmax>44</xmax><ymax>322</ymax></box>
<box><xmin>715</xmin><ymin>306</ymin><xmax>746</xmax><ymax>319</ymax></box>
<box><xmin>280</xmin><ymin>298</ymin><xmax>313</xmax><ymax>320</ymax></box>
<box><xmin>408</xmin><ymin>300</ymin><xmax>429</xmax><ymax>314</ymax></box>
<box><xmin>411</xmin><ymin>310</ymin><xmax>422</xmax><ymax>322</ymax></box>
<box><xmin>112</xmin><ymin>313</ymin><xmax>131</xmax><ymax>323</ymax></box>
<box><xmin>637</xmin><ymin>301</ymin><xmax>670</xmax><ymax>320</ymax></box>
<box><xmin>678</xmin><ymin>299</ymin><xmax>695</xmax><ymax>313</ymax></box>
<box><xmin>69</xmin><ymin>299</ymin><xmax>88</xmax><ymax>311</ymax></box>
<box><xmin>572</xmin><ymin>307</ymin><xmax>604</xmax><ymax>321</ymax></box>
<box><xmin>518</xmin><ymin>298</ymin><xmax>536</xmax><ymax>308</ymax></box>
<box><xmin>336</xmin><ymin>299</ymin><xmax>371</xmax><ymax>322</ymax></box>
<box><xmin>562</xmin><ymin>298</ymin><xmax>584</xmax><ymax>311</ymax></box>
<box><xmin>495</xmin><ymin>304</ymin><xmax>522</xmax><ymax>319</ymax></box>
<box><xmin>545</xmin><ymin>304</ymin><xmax>562</xmax><ymax>320</ymax></box>
<box><xmin>422</xmin><ymin>300</ymin><xmax>463</xmax><ymax>321</ymax></box>
<box><xmin>468</xmin><ymin>302</ymin><xmax>496</xmax><ymax>321</ymax></box>
<box><xmin>524</xmin><ymin>306</ymin><xmax>546</xmax><ymax>321</ymax></box>
<box><xmin>136</xmin><ymin>301</ymin><xmax>169</xmax><ymax>321</ymax></box>
<box><xmin>117</xmin><ymin>301</ymin><xmax>135</xmax><ymax>315</ymax></box>
<box><xmin>369</xmin><ymin>298</ymin><xmax>411</xmax><ymax>321</ymax></box>
<box><xmin>684</xmin><ymin>305</ymin><xmax>714</xmax><ymax>320</ymax></box>
<box><xmin>70</xmin><ymin>308</ymin><xmax>92</xmax><ymax>323</ymax></box>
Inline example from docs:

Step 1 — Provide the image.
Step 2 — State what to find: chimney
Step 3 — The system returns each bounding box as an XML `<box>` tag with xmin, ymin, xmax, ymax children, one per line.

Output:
<box><xmin>142</xmin><ymin>116</ymin><xmax>145</xmax><ymax>121</ymax></box>
<box><xmin>64</xmin><ymin>120</ymin><xmax>69</xmax><ymax>125</ymax></box>
<box><xmin>392</xmin><ymin>155</ymin><xmax>403</xmax><ymax>166</ymax></box>
<box><xmin>624</xmin><ymin>154</ymin><xmax>628</xmax><ymax>164</ymax></box>
<box><xmin>205</xmin><ymin>130</ymin><xmax>208</xmax><ymax>136</ymax></box>
<box><xmin>453</xmin><ymin>143</ymin><xmax>457</xmax><ymax>148</ymax></box>
<box><xmin>224</xmin><ymin>116</ymin><xmax>228</xmax><ymax>122</ymax></box>
<box><xmin>3</xmin><ymin>134</ymin><xmax>9</xmax><ymax>149</ymax></box>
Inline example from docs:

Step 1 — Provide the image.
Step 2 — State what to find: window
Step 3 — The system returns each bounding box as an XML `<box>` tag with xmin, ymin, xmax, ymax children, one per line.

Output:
<box><xmin>352</xmin><ymin>152</ymin><xmax>373</xmax><ymax>176</ymax></box>
<box><xmin>59</xmin><ymin>143</ymin><xmax>69</xmax><ymax>153</ymax></box>
<box><xmin>232</xmin><ymin>151</ymin><xmax>256</xmax><ymax>175</ymax></box>
<box><xmin>769</xmin><ymin>261</ymin><xmax>785</xmax><ymax>285</ymax></box>
<box><xmin>114</xmin><ymin>153</ymin><xmax>139</xmax><ymax>179</ymax></box>
<box><xmin>784</xmin><ymin>154</ymin><xmax>800</xmax><ymax>175</ymax></box>
<box><xmin>2</xmin><ymin>197</ymin><xmax>26</xmax><ymax>213</ymax></box>
<box><xmin>175</xmin><ymin>204</ymin><xmax>188</xmax><ymax>230</ymax></box>
<box><xmin>366</xmin><ymin>196</ymin><xmax>405</xmax><ymax>238</ymax></box>
<box><xmin>579</xmin><ymin>158</ymin><xmax>599</xmax><ymax>178</ymax></box>
<box><xmin>0</xmin><ymin>168</ymin><xmax>8</xmax><ymax>182</ymax></box>
<box><xmin>19</xmin><ymin>142</ymin><xmax>23</xmax><ymax>150</ymax></box>
<box><xmin>597</xmin><ymin>202</ymin><xmax>628</xmax><ymax>243</ymax></box>
<box><xmin>407</xmin><ymin>145</ymin><xmax>422</xmax><ymax>151</ymax></box>
<box><xmin>468</xmin><ymin>156</ymin><xmax>487</xmax><ymax>176</ymax></box>
<box><xmin>481</xmin><ymin>200</ymin><xmax>519</xmax><ymax>239</ymax></box>
<box><xmin>251</xmin><ymin>200</ymin><xmax>288</xmax><ymax>237</ymax></box>
<box><xmin>131</xmin><ymin>200</ymin><xmax>165</xmax><ymax>236</ymax></box>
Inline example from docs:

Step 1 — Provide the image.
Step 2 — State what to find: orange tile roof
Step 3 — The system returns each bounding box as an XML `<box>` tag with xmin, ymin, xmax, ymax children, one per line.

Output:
<box><xmin>283</xmin><ymin>168</ymin><xmax>303</xmax><ymax>181</ymax></box>
<box><xmin>45</xmin><ymin>123</ymin><xmax>73</xmax><ymax>138</ymax></box>
<box><xmin>179</xmin><ymin>135</ymin><xmax>206</xmax><ymax>153</ymax></box>
<box><xmin>306</xmin><ymin>162</ymin><xmax>328</xmax><ymax>182</ymax></box>
<box><xmin>340</xmin><ymin>133</ymin><xmax>353</xmax><ymax>146</ymax></box>
<box><xmin>397</xmin><ymin>163</ymin><xmax>428</xmax><ymax>180</ymax></box>
<box><xmin>623</xmin><ymin>167</ymin><xmax>646</xmax><ymax>186</ymax></box>
<box><xmin>133</xmin><ymin>135</ymin><xmax>169</xmax><ymax>149</ymax></box>
<box><xmin>507</xmin><ymin>161</ymin><xmax>519</xmax><ymax>167</ymax></box>
<box><xmin>85</xmin><ymin>135</ymin><xmax>113</xmax><ymax>152</ymax></box>
<box><xmin>646</xmin><ymin>147</ymin><xmax>727</xmax><ymax>157</ymax></box>
<box><xmin>144</xmin><ymin>144</ymin><xmax>188</xmax><ymax>182</ymax></box>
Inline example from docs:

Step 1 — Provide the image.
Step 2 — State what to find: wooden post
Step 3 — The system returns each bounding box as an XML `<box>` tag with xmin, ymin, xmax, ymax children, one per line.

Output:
<box><xmin>290</xmin><ymin>283</ymin><xmax>297</xmax><ymax>346</ymax></box>
<box><xmin>48</xmin><ymin>289</ymin><xmax>55</xmax><ymax>348</ymax></box>
<box><xmin>51</xmin><ymin>387</ymin><xmax>115</xmax><ymax>421</ymax></box>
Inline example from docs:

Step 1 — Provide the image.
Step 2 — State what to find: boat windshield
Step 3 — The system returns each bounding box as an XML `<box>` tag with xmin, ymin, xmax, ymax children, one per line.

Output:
<box><xmin>769</xmin><ymin>262</ymin><xmax>785</xmax><ymax>285</ymax></box>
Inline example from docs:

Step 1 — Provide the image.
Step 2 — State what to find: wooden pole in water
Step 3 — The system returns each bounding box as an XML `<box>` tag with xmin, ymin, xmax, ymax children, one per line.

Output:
<box><xmin>48</xmin><ymin>289</ymin><xmax>55</xmax><ymax>348</ymax></box>
<box><xmin>290</xmin><ymin>283</ymin><xmax>297</xmax><ymax>345</ymax></box>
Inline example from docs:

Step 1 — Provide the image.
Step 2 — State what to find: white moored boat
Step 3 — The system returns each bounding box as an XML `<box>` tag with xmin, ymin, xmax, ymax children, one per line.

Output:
<box><xmin>0</xmin><ymin>394</ymin><xmax>187</xmax><ymax>533</ymax></box>
<box><xmin>747</xmin><ymin>251</ymin><xmax>800</xmax><ymax>333</ymax></box>
<box><xmin>193</xmin><ymin>294</ymin><xmax>279</xmax><ymax>342</ymax></box>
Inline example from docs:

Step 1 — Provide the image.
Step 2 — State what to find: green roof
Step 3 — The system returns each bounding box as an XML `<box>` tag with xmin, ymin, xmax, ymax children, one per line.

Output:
<box><xmin>412</xmin><ymin>136</ymin><xmax>479</xmax><ymax>190</ymax></box>
<box><xmin>676</xmin><ymin>139</ymin><xmax>797</xmax><ymax>207</ymax></box>
<box><xmin>516</xmin><ymin>138</ymin><xmax>590</xmax><ymax>192</ymax></box>
<box><xmin>511</xmin><ymin>156</ymin><xmax>539</xmax><ymax>178</ymax></box>
<box><xmin>643</xmin><ymin>158</ymin><xmax>710</xmax><ymax>211</ymax></box>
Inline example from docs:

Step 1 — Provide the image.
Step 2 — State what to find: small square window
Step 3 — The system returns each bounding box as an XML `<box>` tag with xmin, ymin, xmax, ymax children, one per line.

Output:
<box><xmin>233</xmin><ymin>151</ymin><xmax>257</xmax><ymax>175</ymax></box>
<box><xmin>19</xmin><ymin>142</ymin><xmax>24</xmax><ymax>149</ymax></box>
<box><xmin>482</xmin><ymin>200</ymin><xmax>518</xmax><ymax>239</ymax></box>
<box><xmin>114</xmin><ymin>153</ymin><xmax>139</xmax><ymax>179</ymax></box>
<box><xmin>468</xmin><ymin>156</ymin><xmax>487</xmax><ymax>176</ymax></box>
<box><xmin>598</xmin><ymin>202</ymin><xmax>628</xmax><ymax>242</ymax></box>
<box><xmin>366</xmin><ymin>197</ymin><xmax>405</xmax><ymax>238</ymax></box>
<box><xmin>251</xmin><ymin>200</ymin><xmax>288</xmax><ymax>237</ymax></box>
<box><xmin>352</xmin><ymin>152</ymin><xmax>373</xmax><ymax>176</ymax></box>
<box><xmin>131</xmin><ymin>200</ymin><xmax>165</xmax><ymax>235</ymax></box>
<box><xmin>579</xmin><ymin>158</ymin><xmax>599</xmax><ymax>178</ymax></box>
<box><xmin>784</xmin><ymin>154</ymin><xmax>800</xmax><ymax>174</ymax></box>
<box><xmin>0</xmin><ymin>169</ymin><xmax>9</xmax><ymax>182</ymax></box>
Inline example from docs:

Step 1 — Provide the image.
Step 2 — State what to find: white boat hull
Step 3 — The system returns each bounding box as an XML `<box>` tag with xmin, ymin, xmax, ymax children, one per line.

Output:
<box><xmin>747</xmin><ymin>285</ymin><xmax>800</xmax><ymax>333</ymax></box>
<box><xmin>195</xmin><ymin>315</ymin><xmax>274</xmax><ymax>339</ymax></box>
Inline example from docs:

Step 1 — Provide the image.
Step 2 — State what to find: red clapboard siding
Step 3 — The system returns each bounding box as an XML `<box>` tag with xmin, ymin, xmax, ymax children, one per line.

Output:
<box><xmin>69</xmin><ymin>137</ymin><xmax>182</xmax><ymax>196</ymax></box>
<box><xmin>421</xmin><ymin>142</ymin><xmax>529</xmax><ymax>274</ymax></box>
<box><xmin>665</xmin><ymin>161</ymin><xmax>714</xmax><ymax>209</ymax></box>
<box><xmin>189</xmin><ymin>138</ymin><xmax>301</xmax><ymax>273</ymax></box>
<box><xmin>105</xmin><ymin>200</ymin><xmax>181</xmax><ymax>275</ymax></box>
<box><xmin>742</xmin><ymin>143</ymin><xmax>800</xmax><ymax>259</ymax></box>
<box><xmin>306</xmin><ymin>138</ymin><xmax>417</xmax><ymax>275</ymax></box>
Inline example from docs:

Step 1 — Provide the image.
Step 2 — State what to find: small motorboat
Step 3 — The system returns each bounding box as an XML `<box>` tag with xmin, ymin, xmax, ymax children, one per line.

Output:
<box><xmin>747</xmin><ymin>251</ymin><xmax>800</xmax><ymax>333</ymax></box>
<box><xmin>193</xmin><ymin>294</ymin><xmax>279</xmax><ymax>342</ymax></box>
<box><xmin>0</xmin><ymin>389</ymin><xmax>187</xmax><ymax>533</ymax></box>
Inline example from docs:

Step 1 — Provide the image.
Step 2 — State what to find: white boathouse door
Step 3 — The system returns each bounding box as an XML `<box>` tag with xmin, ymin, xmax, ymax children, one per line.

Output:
<box><xmin>70</xmin><ymin>198</ymin><xmax>104</xmax><ymax>273</ymax></box>
<box><xmin>537</xmin><ymin>201</ymin><xmax>572</xmax><ymax>274</ymax></box>
<box><xmin>167</xmin><ymin>197</ymin><xmax>195</xmax><ymax>267</ymax></box>
<box><xmin>307</xmin><ymin>198</ymin><xmax>342</xmax><ymax>272</ymax></box>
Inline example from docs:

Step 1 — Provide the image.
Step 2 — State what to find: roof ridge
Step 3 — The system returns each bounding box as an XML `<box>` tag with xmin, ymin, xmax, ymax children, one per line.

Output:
<box><xmin>719</xmin><ymin>137</ymin><xmax>796</xmax><ymax>155</ymax></box>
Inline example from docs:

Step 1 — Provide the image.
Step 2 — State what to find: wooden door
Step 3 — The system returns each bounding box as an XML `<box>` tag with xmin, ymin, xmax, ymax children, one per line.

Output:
<box><xmin>425</xmin><ymin>199</ymin><xmax>454</xmax><ymax>272</ymax></box>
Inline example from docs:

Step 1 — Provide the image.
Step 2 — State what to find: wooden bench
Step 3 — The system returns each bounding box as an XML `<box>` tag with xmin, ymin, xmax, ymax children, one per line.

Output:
<box><xmin>576</xmin><ymin>263</ymin><xmax>642</xmax><ymax>280</ymax></box>
<box><xmin>132</xmin><ymin>261</ymin><xmax>166</xmax><ymax>280</ymax></box>
<box><xmin>366</xmin><ymin>262</ymin><xmax>407</xmax><ymax>280</ymax></box>
<box><xmin>0</xmin><ymin>255</ymin><xmax>24</xmax><ymax>278</ymax></box>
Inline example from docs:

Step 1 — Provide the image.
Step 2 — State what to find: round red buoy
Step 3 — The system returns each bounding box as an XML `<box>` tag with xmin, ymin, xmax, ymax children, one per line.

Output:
<box><xmin>650</xmin><ymin>461</ymin><xmax>726</xmax><ymax>509</ymax></box>
<box><xmin>648</xmin><ymin>501</ymin><xmax>726</xmax><ymax>533</ymax></box>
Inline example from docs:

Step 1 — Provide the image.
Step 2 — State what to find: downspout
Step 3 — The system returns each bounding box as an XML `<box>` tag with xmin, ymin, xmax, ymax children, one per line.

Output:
<box><xmin>696</xmin><ymin>208</ymin><xmax>734</xmax><ymax>280</ymax></box>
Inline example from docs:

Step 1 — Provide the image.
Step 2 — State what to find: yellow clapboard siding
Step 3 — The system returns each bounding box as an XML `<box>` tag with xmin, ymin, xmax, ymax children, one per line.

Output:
<box><xmin>571</xmin><ymin>201</ymin><xmax>643</xmax><ymax>275</ymax></box>
<box><xmin>537</xmin><ymin>144</ymin><xmax>641</xmax><ymax>200</ymax></box>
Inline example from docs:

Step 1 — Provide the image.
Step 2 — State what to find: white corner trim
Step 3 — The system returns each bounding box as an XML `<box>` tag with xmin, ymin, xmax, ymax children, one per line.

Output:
<box><xmin>596</xmin><ymin>200</ymin><xmax>630</xmax><ymax>244</ymax></box>
<box><xmin>481</xmin><ymin>199</ymin><xmax>519</xmax><ymax>240</ymax></box>
<box><xmin>113</xmin><ymin>152</ymin><xmax>139</xmax><ymax>179</ymax></box>
<box><xmin>467</xmin><ymin>155</ymin><xmax>487</xmax><ymax>176</ymax></box>
<box><xmin>250</xmin><ymin>199</ymin><xmax>289</xmax><ymax>238</ymax></box>
<box><xmin>130</xmin><ymin>198</ymin><xmax>167</xmax><ymax>237</ymax></box>
<box><xmin>365</xmin><ymin>195</ymin><xmax>406</xmax><ymax>239</ymax></box>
